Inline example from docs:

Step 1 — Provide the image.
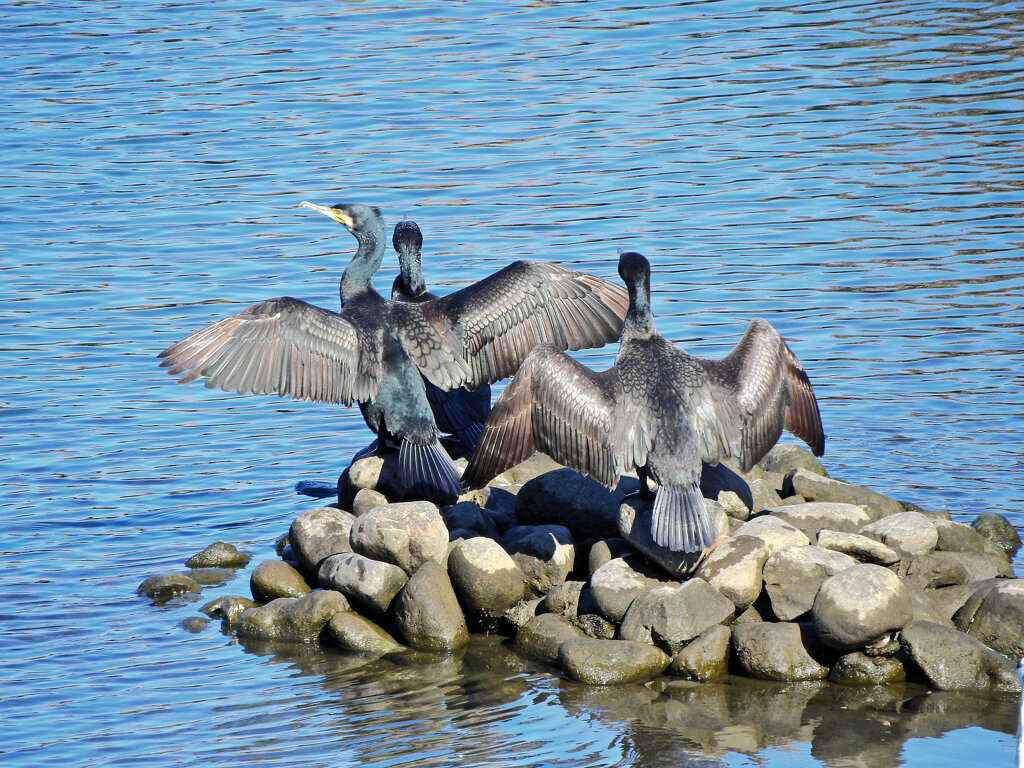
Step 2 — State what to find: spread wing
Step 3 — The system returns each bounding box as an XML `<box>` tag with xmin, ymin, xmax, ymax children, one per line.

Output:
<box><xmin>463</xmin><ymin>343</ymin><xmax>629</xmax><ymax>490</ymax></box>
<box><xmin>412</xmin><ymin>261</ymin><xmax>629</xmax><ymax>389</ymax></box>
<box><xmin>698</xmin><ymin>317</ymin><xmax>824</xmax><ymax>469</ymax></box>
<box><xmin>157</xmin><ymin>297</ymin><xmax>380</xmax><ymax>405</ymax></box>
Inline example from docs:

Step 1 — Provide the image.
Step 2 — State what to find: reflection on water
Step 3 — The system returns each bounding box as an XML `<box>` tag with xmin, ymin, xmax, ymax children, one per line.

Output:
<box><xmin>2</xmin><ymin>0</ymin><xmax>1022</xmax><ymax>766</ymax></box>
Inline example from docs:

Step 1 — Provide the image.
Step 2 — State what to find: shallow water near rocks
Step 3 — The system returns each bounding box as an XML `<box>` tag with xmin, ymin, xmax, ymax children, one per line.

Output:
<box><xmin>3</xmin><ymin>1</ymin><xmax>1022</xmax><ymax>767</ymax></box>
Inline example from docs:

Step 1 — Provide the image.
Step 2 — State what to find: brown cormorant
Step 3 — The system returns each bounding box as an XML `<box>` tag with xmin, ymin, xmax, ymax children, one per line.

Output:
<box><xmin>463</xmin><ymin>251</ymin><xmax>825</xmax><ymax>553</ymax></box>
<box><xmin>158</xmin><ymin>202</ymin><xmax>629</xmax><ymax>503</ymax></box>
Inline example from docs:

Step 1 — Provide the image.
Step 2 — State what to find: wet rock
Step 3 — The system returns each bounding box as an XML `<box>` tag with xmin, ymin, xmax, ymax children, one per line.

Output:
<box><xmin>185</xmin><ymin>568</ymin><xmax>235</xmax><ymax>587</ymax></box>
<box><xmin>184</xmin><ymin>540</ymin><xmax>250</xmax><ymax>569</ymax></box>
<box><xmin>199</xmin><ymin>596</ymin><xmax>225</xmax><ymax>617</ymax></box>
<box><xmin>289</xmin><ymin>506</ymin><xmax>356</xmax><ymax>572</ymax></box>
<box><xmin>441</xmin><ymin>501</ymin><xmax>500</xmax><ymax>539</ymax></box>
<box><xmin>763</xmin><ymin>545</ymin><xmax>858</xmax><ymax>621</ymax></box>
<box><xmin>219</xmin><ymin>595</ymin><xmax>257</xmax><ymax>629</ymax></box>
<box><xmin>971</xmin><ymin>511</ymin><xmax>1022</xmax><ymax>556</ymax></box>
<box><xmin>902</xmin><ymin>581</ymin><xmax>954</xmax><ymax>628</ymax></box>
<box><xmin>668</xmin><ymin>624</ymin><xmax>731</xmax><ymax>681</ymax></box>
<box><xmin>956</xmin><ymin>578</ymin><xmax>1024</xmax><ymax>657</ymax></box>
<box><xmin>816</xmin><ymin>530</ymin><xmax>899</xmax><ymax>565</ymax></box>
<box><xmin>812</xmin><ymin>564</ymin><xmax>914</xmax><ymax>650</ymax></box>
<box><xmin>137</xmin><ymin>573</ymin><xmax>202</xmax><ymax>603</ymax></box>
<box><xmin>504</xmin><ymin>598</ymin><xmax>544</xmax><ymax>632</ymax></box>
<box><xmin>899</xmin><ymin>620</ymin><xmax>1020</xmax><ymax>693</ymax></box>
<box><xmin>182</xmin><ymin>616</ymin><xmax>210</xmax><ymax>633</ymax></box>
<box><xmin>350</xmin><ymin>501</ymin><xmax>449</xmax><ymax>575</ymax></box>
<box><xmin>829</xmin><ymin>651</ymin><xmax>906</xmax><ymax>685</ymax></box>
<box><xmin>318</xmin><ymin>552</ymin><xmax>408</xmax><ymax>620</ymax></box>
<box><xmin>617</xmin><ymin>496</ymin><xmax>725</xmax><ymax>577</ymax></box>
<box><xmin>589</xmin><ymin>557</ymin><xmax>677</xmax><ymax>623</ymax></box>
<box><xmin>760</xmin><ymin>501</ymin><xmax>873</xmax><ymax>542</ymax></box>
<box><xmin>392</xmin><ymin>561</ymin><xmax>468</xmax><ymax>652</ymax></box>
<box><xmin>783</xmin><ymin>469</ymin><xmax>901</xmax><ymax>518</ymax></box>
<box><xmin>758</xmin><ymin>444</ymin><xmax>828</xmax><ymax>478</ymax></box>
<box><xmin>513</xmin><ymin>613</ymin><xmax>585</xmax><ymax>663</ymax></box>
<box><xmin>937</xmin><ymin>550</ymin><xmax>1013</xmax><ymax>582</ymax></box>
<box><xmin>500</xmin><ymin>524</ymin><xmax>575</xmax><ymax>598</ymax></box>
<box><xmin>858</xmin><ymin>511</ymin><xmax>938</xmax><ymax>558</ymax></box>
<box><xmin>236</xmin><ymin>589</ymin><xmax>349</xmax><ymax>643</ymax></box>
<box><xmin>447</xmin><ymin>537</ymin><xmax>525</xmax><ymax>626</ymax></box>
<box><xmin>694</xmin><ymin>535</ymin><xmax>769</xmax><ymax>610</ymax></box>
<box><xmin>543</xmin><ymin>580</ymin><xmax>585</xmax><ymax>619</ymax></box>
<box><xmin>587</xmin><ymin>538</ymin><xmax>634</xmax><ymax>577</ymax></box>
<box><xmin>250</xmin><ymin>560</ymin><xmax>311</xmax><ymax>603</ymax></box>
<box><xmin>731</xmin><ymin>622</ymin><xmax>831</xmax><ymax>681</ymax></box>
<box><xmin>574</xmin><ymin>611</ymin><xmax>617</xmax><ymax>640</ymax></box>
<box><xmin>731</xmin><ymin>515</ymin><xmax>810</xmax><ymax>555</ymax></box>
<box><xmin>325</xmin><ymin>612</ymin><xmax>403</xmax><ymax>656</ymax></box>
<box><xmin>559</xmin><ymin>638</ymin><xmax>670</xmax><ymax>685</ymax></box>
<box><xmin>619</xmin><ymin>580</ymin><xmax>734</xmax><ymax>656</ymax></box>
<box><xmin>515</xmin><ymin>468</ymin><xmax>633</xmax><ymax>541</ymax></box>
<box><xmin>352</xmin><ymin>488</ymin><xmax>388</xmax><ymax>516</ymax></box>
<box><xmin>896</xmin><ymin>552</ymin><xmax>971</xmax><ymax>589</ymax></box>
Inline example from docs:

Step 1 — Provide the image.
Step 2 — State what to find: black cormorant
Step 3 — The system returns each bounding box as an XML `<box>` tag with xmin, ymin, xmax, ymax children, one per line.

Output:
<box><xmin>463</xmin><ymin>251</ymin><xmax>825</xmax><ymax>553</ymax></box>
<box><xmin>158</xmin><ymin>202</ymin><xmax>629</xmax><ymax>503</ymax></box>
<box><xmin>390</xmin><ymin>218</ymin><xmax>490</xmax><ymax>453</ymax></box>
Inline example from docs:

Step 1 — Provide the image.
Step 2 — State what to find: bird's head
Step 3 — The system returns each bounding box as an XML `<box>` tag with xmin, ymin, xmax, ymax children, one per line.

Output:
<box><xmin>300</xmin><ymin>201</ymin><xmax>383</xmax><ymax>234</ymax></box>
<box><xmin>392</xmin><ymin>218</ymin><xmax>423</xmax><ymax>255</ymax></box>
<box><xmin>617</xmin><ymin>251</ymin><xmax>650</xmax><ymax>286</ymax></box>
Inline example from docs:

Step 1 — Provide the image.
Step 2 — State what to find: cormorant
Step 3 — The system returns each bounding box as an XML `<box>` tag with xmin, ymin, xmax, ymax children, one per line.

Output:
<box><xmin>463</xmin><ymin>251</ymin><xmax>825</xmax><ymax>553</ymax></box>
<box><xmin>158</xmin><ymin>202</ymin><xmax>629</xmax><ymax>503</ymax></box>
<box><xmin>390</xmin><ymin>218</ymin><xmax>490</xmax><ymax>454</ymax></box>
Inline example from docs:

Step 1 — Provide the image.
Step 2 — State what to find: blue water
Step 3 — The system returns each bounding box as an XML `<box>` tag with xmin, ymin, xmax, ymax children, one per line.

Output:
<box><xmin>2</xmin><ymin>1</ymin><xmax>1022</xmax><ymax>766</ymax></box>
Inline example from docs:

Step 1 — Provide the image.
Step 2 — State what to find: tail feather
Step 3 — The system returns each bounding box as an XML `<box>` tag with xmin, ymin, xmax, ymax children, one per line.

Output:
<box><xmin>398</xmin><ymin>439</ymin><xmax>464</xmax><ymax>502</ymax></box>
<box><xmin>455</xmin><ymin>420</ymin><xmax>485</xmax><ymax>453</ymax></box>
<box><xmin>651</xmin><ymin>483</ymin><xmax>716</xmax><ymax>554</ymax></box>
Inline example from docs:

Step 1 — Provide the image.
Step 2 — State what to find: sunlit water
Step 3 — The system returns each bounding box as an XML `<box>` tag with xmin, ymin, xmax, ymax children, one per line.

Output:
<box><xmin>2</xmin><ymin>1</ymin><xmax>1022</xmax><ymax>766</ymax></box>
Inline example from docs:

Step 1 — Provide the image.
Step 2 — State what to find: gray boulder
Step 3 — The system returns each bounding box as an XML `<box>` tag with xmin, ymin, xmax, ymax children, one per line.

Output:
<box><xmin>513</xmin><ymin>613</ymin><xmax>585</xmax><ymax>663</ymax></box>
<box><xmin>185</xmin><ymin>567</ymin><xmax>235</xmax><ymax>587</ymax></box>
<box><xmin>184</xmin><ymin>541</ymin><xmax>250</xmax><ymax>569</ymax></box>
<box><xmin>758</xmin><ymin>443</ymin><xmax>828</xmax><ymax>477</ymax></box>
<box><xmin>932</xmin><ymin>518</ymin><xmax>994</xmax><ymax>554</ymax></box>
<box><xmin>902</xmin><ymin>580</ymin><xmax>955</xmax><ymax>627</ymax></box>
<box><xmin>955</xmin><ymin>578</ymin><xmax>1024</xmax><ymax>657</ymax></box>
<box><xmin>667</xmin><ymin>624</ymin><xmax>731</xmax><ymax>681</ymax></box>
<box><xmin>618</xmin><ymin>580</ymin><xmax>734</xmax><ymax>656</ymax></box>
<box><xmin>589</xmin><ymin>557</ymin><xmax>677</xmax><ymax>623</ymax></box>
<box><xmin>352</xmin><ymin>488</ymin><xmax>388</xmax><ymax>516</ymax></box>
<box><xmin>219</xmin><ymin>595</ymin><xmax>257</xmax><ymax>630</ymax></box>
<box><xmin>617</xmin><ymin>497</ymin><xmax>726</xmax><ymax>577</ymax></box>
<box><xmin>816</xmin><ymin>530</ymin><xmax>899</xmax><ymax>565</ymax></box>
<box><xmin>731</xmin><ymin>622</ymin><xmax>831</xmax><ymax>681</ymax></box>
<box><xmin>750</xmin><ymin>478</ymin><xmax>784</xmax><ymax>515</ymax></box>
<box><xmin>932</xmin><ymin>578</ymin><xmax>1004</xmax><ymax>623</ymax></box>
<box><xmin>587</xmin><ymin>538</ymin><xmax>634</xmax><ymax>577</ymax></box>
<box><xmin>761</xmin><ymin>501</ymin><xmax>873</xmax><ymax>542</ymax></box>
<box><xmin>249</xmin><ymin>560</ymin><xmax>311</xmax><ymax>603</ymax></box>
<box><xmin>829</xmin><ymin>651</ymin><xmax>906</xmax><ymax>685</ymax></box>
<box><xmin>447</xmin><ymin>537</ymin><xmax>525</xmax><ymax>625</ymax></box>
<box><xmin>858</xmin><ymin>511</ymin><xmax>939</xmax><ymax>558</ymax></box>
<box><xmin>731</xmin><ymin>515</ymin><xmax>810</xmax><ymax>554</ymax></box>
<box><xmin>325</xmin><ymin>612</ymin><xmax>403</xmax><ymax>655</ymax></box>
<box><xmin>896</xmin><ymin>552</ymin><xmax>971</xmax><ymax>589</ymax></box>
<box><xmin>559</xmin><ymin>638</ymin><xmax>670</xmax><ymax>685</ymax></box>
<box><xmin>317</xmin><ymin>552</ymin><xmax>408</xmax><ymax>619</ymax></box>
<box><xmin>971</xmin><ymin>511</ymin><xmax>1022</xmax><ymax>556</ymax></box>
<box><xmin>504</xmin><ymin>598</ymin><xmax>544</xmax><ymax>632</ymax></box>
<box><xmin>937</xmin><ymin>550</ymin><xmax>1013</xmax><ymax>581</ymax></box>
<box><xmin>137</xmin><ymin>573</ymin><xmax>201</xmax><ymax>604</ymax></box>
<box><xmin>392</xmin><ymin>561</ymin><xmax>468</xmax><ymax>651</ymax></box>
<box><xmin>235</xmin><ymin>589</ymin><xmax>349</xmax><ymax>642</ymax></box>
<box><xmin>350</xmin><ymin>501</ymin><xmax>449</xmax><ymax>575</ymax></box>
<box><xmin>500</xmin><ymin>524</ymin><xmax>575</xmax><ymax>598</ymax></box>
<box><xmin>543</xmin><ymin>580</ymin><xmax>585</xmax><ymax>619</ymax></box>
<box><xmin>485</xmin><ymin>451</ymin><xmax>564</xmax><ymax>487</ymax></box>
<box><xmin>700</xmin><ymin>462</ymin><xmax>754</xmax><ymax>516</ymax></box>
<box><xmin>763</xmin><ymin>545</ymin><xmax>858</xmax><ymax>621</ymax></box>
<box><xmin>784</xmin><ymin>469</ymin><xmax>901</xmax><ymax>518</ymax></box>
<box><xmin>515</xmin><ymin>468</ymin><xmax>634</xmax><ymax>540</ymax></box>
<box><xmin>694</xmin><ymin>535</ymin><xmax>769</xmax><ymax>610</ymax></box>
<box><xmin>899</xmin><ymin>620</ymin><xmax>1020</xmax><ymax>693</ymax></box>
<box><xmin>812</xmin><ymin>564</ymin><xmax>914</xmax><ymax>650</ymax></box>
<box><xmin>289</xmin><ymin>506</ymin><xmax>356</xmax><ymax>572</ymax></box>
<box><xmin>441</xmin><ymin>501</ymin><xmax>500</xmax><ymax>539</ymax></box>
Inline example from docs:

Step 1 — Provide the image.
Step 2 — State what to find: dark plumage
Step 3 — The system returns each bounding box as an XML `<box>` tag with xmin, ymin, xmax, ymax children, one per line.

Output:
<box><xmin>158</xmin><ymin>202</ymin><xmax>629</xmax><ymax>502</ymax></box>
<box><xmin>390</xmin><ymin>218</ymin><xmax>490</xmax><ymax>453</ymax></box>
<box><xmin>464</xmin><ymin>251</ymin><xmax>825</xmax><ymax>553</ymax></box>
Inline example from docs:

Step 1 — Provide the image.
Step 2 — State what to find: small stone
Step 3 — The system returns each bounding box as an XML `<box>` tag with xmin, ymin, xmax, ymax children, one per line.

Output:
<box><xmin>589</xmin><ymin>557</ymin><xmax>677</xmax><ymax>623</ymax></box>
<box><xmin>504</xmin><ymin>598</ymin><xmax>543</xmax><ymax>632</ymax></box>
<box><xmin>559</xmin><ymin>638</ymin><xmax>670</xmax><ymax>685</ymax></box>
<box><xmin>758</xmin><ymin>444</ymin><xmax>828</xmax><ymax>477</ymax></box>
<box><xmin>694</xmin><ymin>535</ymin><xmax>770</xmax><ymax>610</ymax></box>
<box><xmin>351</xmin><ymin>487</ymin><xmax>388</xmax><ymax>516</ymax></box>
<box><xmin>731</xmin><ymin>516</ymin><xmax>810</xmax><ymax>555</ymax></box>
<box><xmin>447</xmin><ymin>537</ymin><xmax>525</xmax><ymax>626</ymax></box>
<box><xmin>543</xmin><ymin>580</ymin><xmax>585</xmax><ymax>619</ymax></box>
<box><xmin>668</xmin><ymin>625</ymin><xmax>731</xmax><ymax>681</ymax></box>
<box><xmin>501</xmin><ymin>524</ymin><xmax>575</xmax><ymax>598</ymax></box>
<box><xmin>971</xmin><ymin>512</ymin><xmax>1022</xmax><ymax>556</ymax></box>
<box><xmin>829</xmin><ymin>651</ymin><xmax>906</xmax><ymax>685</ymax></box>
<box><xmin>137</xmin><ymin>573</ymin><xmax>202</xmax><ymax>604</ymax></box>
<box><xmin>700</xmin><ymin>462</ymin><xmax>754</xmax><ymax>515</ymax></box>
<box><xmin>619</xmin><ymin>580</ymin><xmax>734</xmax><ymax>655</ymax></box>
<box><xmin>250</xmin><ymin>560</ymin><xmax>311</xmax><ymax>603</ymax></box>
<box><xmin>325</xmin><ymin>612</ymin><xmax>403</xmax><ymax>655</ymax></box>
<box><xmin>182</xmin><ymin>616</ymin><xmax>210</xmax><ymax>633</ymax></box>
<box><xmin>957</xmin><ymin>578</ymin><xmax>1024</xmax><ymax>657</ymax></box>
<box><xmin>816</xmin><ymin>530</ymin><xmax>899</xmax><ymax>565</ymax></box>
<box><xmin>761</xmin><ymin>502</ymin><xmax>873</xmax><ymax>542</ymax></box>
<box><xmin>900</xmin><ymin>620</ymin><xmax>1020</xmax><ymax>693</ymax></box>
<box><xmin>219</xmin><ymin>595</ymin><xmax>257</xmax><ymax>629</ymax></box>
<box><xmin>184</xmin><ymin>568</ymin><xmax>235</xmax><ymax>587</ymax></box>
<box><xmin>392</xmin><ymin>562</ymin><xmax>468</xmax><ymax>652</ymax></box>
<box><xmin>858</xmin><ymin>512</ymin><xmax>939</xmax><ymax>558</ymax></box>
<box><xmin>515</xmin><ymin>468</ymin><xmax>633</xmax><ymax>541</ymax></box>
<box><xmin>731</xmin><ymin>622</ymin><xmax>831</xmax><ymax>681</ymax></box>
<box><xmin>318</xmin><ymin>552</ymin><xmax>408</xmax><ymax>620</ymax></box>
<box><xmin>811</xmin><ymin>564</ymin><xmax>914</xmax><ymax>650</ymax></box>
<box><xmin>235</xmin><ymin>589</ymin><xmax>349</xmax><ymax>643</ymax></box>
<box><xmin>784</xmin><ymin>469</ymin><xmax>901</xmax><ymax>518</ymax></box>
<box><xmin>184</xmin><ymin>541</ymin><xmax>250</xmax><ymax>569</ymax></box>
<box><xmin>763</xmin><ymin>545</ymin><xmax>858</xmax><ymax>621</ymax></box>
<box><xmin>513</xmin><ymin>613</ymin><xmax>584</xmax><ymax>663</ymax></box>
<box><xmin>350</xmin><ymin>501</ymin><xmax>449</xmax><ymax>575</ymax></box>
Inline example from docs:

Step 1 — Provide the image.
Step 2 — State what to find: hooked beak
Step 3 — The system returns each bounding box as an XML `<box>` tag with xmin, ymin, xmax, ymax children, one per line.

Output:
<box><xmin>300</xmin><ymin>200</ymin><xmax>353</xmax><ymax>229</ymax></box>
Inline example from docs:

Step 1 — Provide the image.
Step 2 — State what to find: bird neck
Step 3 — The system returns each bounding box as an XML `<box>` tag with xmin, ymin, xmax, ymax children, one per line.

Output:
<box><xmin>397</xmin><ymin>249</ymin><xmax>427</xmax><ymax>296</ymax></box>
<box><xmin>623</xmin><ymin>273</ymin><xmax>656</xmax><ymax>338</ymax></box>
<box><xmin>340</xmin><ymin>225</ymin><xmax>385</xmax><ymax>303</ymax></box>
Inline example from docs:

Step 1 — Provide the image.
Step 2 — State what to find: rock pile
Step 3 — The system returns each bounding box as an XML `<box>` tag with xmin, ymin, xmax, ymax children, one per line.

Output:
<box><xmin>139</xmin><ymin>446</ymin><xmax>1023</xmax><ymax>695</ymax></box>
